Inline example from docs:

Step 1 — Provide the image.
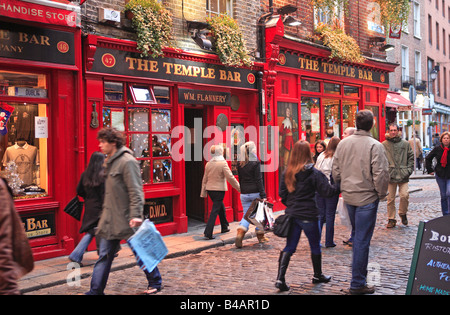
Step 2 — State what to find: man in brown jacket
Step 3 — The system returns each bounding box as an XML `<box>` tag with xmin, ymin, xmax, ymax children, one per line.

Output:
<box><xmin>0</xmin><ymin>177</ymin><xmax>34</xmax><ymax>295</ymax></box>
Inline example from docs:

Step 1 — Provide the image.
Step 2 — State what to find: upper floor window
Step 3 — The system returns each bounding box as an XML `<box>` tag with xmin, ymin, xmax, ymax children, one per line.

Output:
<box><xmin>313</xmin><ymin>1</ymin><xmax>344</xmax><ymax>26</ymax></box>
<box><xmin>206</xmin><ymin>0</ymin><xmax>233</xmax><ymax>18</ymax></box>
<box><xmin>413</xmin><ymin>2</ymin><xmax>421</xmax><ymax>38</ymax></box>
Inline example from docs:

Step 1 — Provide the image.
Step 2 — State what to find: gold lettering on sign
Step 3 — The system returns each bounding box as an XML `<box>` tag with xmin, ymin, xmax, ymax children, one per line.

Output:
<box><xmin>148</xmin><ymin>205</ymin><xmax>168</xmax><ymax>219</ymax></box>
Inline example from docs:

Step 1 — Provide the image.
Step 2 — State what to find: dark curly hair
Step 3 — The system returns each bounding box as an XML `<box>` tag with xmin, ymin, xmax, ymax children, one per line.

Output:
<box><xmin>97</xmin><ymin>127</ymin><xmax>126</xmax><ymax>149</ymax></box>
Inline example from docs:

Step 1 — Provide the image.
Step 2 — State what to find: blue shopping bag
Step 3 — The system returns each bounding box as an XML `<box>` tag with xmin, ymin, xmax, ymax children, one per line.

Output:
<box><xmin>127</xmin><ymin>219</ymin><xmax>168</xmax><ymax>272</ymax></box>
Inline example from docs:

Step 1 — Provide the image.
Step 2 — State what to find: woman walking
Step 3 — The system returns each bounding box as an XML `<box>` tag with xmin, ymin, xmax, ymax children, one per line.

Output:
<box><xmin>426</xmin><ymin>131</ymin><xmax>450</xmax><ymax>216</ymax></box>
<box><xmin>276</xmin><ymin>140</ymin><xmax>339</xmax><ymax>291</ymax></box>
<box><xmin>235</xmin><ymin>141</ymin><xmax>268</xmax><ymax>248</ymax></box>
<box><xmin>201</xmin><ymin>145</ymin><xmax>240</xmax><ymax>239</ymax></box>
<box><xmin>69</xmin><ymin>152</ymin><xmax>105</xmax><ymax>265</ymax></box>
<box><xmin>315</xmin><ymin>136</ymin><xmax>340</xmax><ymax>247</ymax></box>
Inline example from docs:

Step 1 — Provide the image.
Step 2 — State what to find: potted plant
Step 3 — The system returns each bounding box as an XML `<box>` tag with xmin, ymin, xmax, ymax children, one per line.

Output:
<box><xmin>206</xmin><ymin>14</ymin><xmax>253</xmax><ymax>68</ymax></box>
<box><xmin>314</xmin><ymin>21</ymin><xmax>365</xmax><ymax>64</ymax></box>
<box><xmin>124</xmin><ymin>0</ymin><xmax>173</xmax><ymax>58</ymax></box>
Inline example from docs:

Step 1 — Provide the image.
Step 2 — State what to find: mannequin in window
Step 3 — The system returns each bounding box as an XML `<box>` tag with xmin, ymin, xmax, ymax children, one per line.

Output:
<box><xmin>2</xmin><ymin>139</ymin><xmax>39</xmax><ymax>186</ymax></box>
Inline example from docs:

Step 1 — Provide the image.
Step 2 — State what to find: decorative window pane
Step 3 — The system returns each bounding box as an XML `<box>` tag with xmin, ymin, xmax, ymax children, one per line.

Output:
<box><xmin>152</xmin><ymin>134</ymin><xmax>171</xmax><ymax>157</ymax></box>
<box><xmin>323</xmin><ymin>98</ymin><xmax>341</xmax><ymax>138</ymax></box>
<box><xmin>152</xmin><ymin>109</ymin><xmax>171</xmax><ymax>132</ymax></box>
<box><xmin>103</xmin><ymin>107</ymin><xmax>125</xmax><ymax>131</ymax></box>
<box><xmin>154</xmin><ymin>86</ymin><xmax>170</xmax><ymax>104</ymax></box>
<box><xmin>129</xmin><ymin>134</ymin><xmax>150</xmax><ymax>158</ymax></box>
<box><xmin>153</xmin><ymin>159</ymin><xmax>172</xmax><ymax>183</ymax></box>
<box><xmin>129</xmin><ymin>108</ymin><xmax>149</xmax><ymax>132</ymax></box>
<box><xmin>301</xmin><ymin>79</ymin><xmax>320</xmax><ymax>92</ymax></box>
<box><xmin>324</xmin><ymin>82</ymin><xmax>341</xmax><ymax>95</ymax></box>
<box><xmin>104</xmin><ymin>82</ymin><xmax>123</xmax><ymax>101</ymax></box>
<box><xmin>344</xmin><ymin>85</ymin><xmax>359</xmax><ymax>97</ymax></box>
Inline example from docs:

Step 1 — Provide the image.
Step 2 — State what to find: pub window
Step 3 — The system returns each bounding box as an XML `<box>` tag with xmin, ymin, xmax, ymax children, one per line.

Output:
<box><xmin>323</xmin><ymin>98</ymin><xmax>341</xmax><ymax>139</ymax></box>
<box><xmin>301</xmin><ymin>79</ymin><xmax>320</xmax><ymax>93</ymax></box>
<box><xmin>324</xmin><ymin>82</ymin><xmax>341</xmax><ymax>95</ymax></box>
<box><xmin>301</xmin><ymin>97</ymin><xmax>320</xmax><ymax>146</ymax></box>
<box><xmin>104</xmin><ymin>81</ymin><xmax>123</xmax><ymax>102</ymax></box>
<box><xmin>0</xmin><ymin>70</ymin><xmax>48</xmax><ymax>200</ymax></box>
<box><xmin>344</xmin><ymin>85</ymin><xmax>359</xmax><ymax>97</ymax></box>
<box><xmin>102</xmin><ymin>82</ymin><xmax>172</xmax><ymax>184</ymax></box>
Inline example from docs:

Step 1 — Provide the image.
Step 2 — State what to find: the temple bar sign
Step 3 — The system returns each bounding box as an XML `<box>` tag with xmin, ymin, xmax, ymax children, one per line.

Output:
<box><xmin>278</xmin><ymin>50</ymin><xmax>388</xmax><ymax>84</ymax></box>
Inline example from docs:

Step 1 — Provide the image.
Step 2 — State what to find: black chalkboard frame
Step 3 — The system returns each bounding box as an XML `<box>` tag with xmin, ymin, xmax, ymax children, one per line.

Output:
<box><xmin>406</xmin><ymin>221</ymin><xmax>425</xmax><ymax>295</ymax></box>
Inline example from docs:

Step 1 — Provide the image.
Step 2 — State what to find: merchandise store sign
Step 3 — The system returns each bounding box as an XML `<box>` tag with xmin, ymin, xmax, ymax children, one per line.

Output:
<box><xmin>0</xmin><ymin>0</ymin><xmax>79</xmax><ymax>28</ymax></box>
<box><xmin>143</xmin><ymin>197</ymin><xmax>173</xmax><ymax>224</ymax></box>
<box><xmin>178</xmin><ymin>89</ymin><xmax>230</xmax><ymax>106</ymax></box>
<box><xmin>21</xmin><ymin>212</ymin><xmax>56</xmax><ymax>239</ymax></box>
<box><xmin>406</xmin><ymin>216</ymin><xmax>450</xmax><ymax>295</ymax></box>
<box><xmin>91</xmin><ymin>47</ymin><xmax>258</xmax><ymax>90</ymax></box>
<box><xmin>278</xmin><ymin>50</ymin><xmax>388</xmax><ymax>84</ymax></box>
<box><xmin>0</xmin><ymin>21</ymin><xmax>75</xmax><ymax>65</ymax></box>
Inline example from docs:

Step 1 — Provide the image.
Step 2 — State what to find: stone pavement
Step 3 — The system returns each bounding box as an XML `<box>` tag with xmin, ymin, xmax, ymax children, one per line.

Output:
<box><xmin>23</xmin><ymin>176</ymin><xmax>443</xmax><ymax>295</ymax></box>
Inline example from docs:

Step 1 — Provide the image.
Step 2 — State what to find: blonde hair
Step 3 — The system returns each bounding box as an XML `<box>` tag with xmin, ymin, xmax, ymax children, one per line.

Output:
<box><xmin>239</xmin><ymin>141</ymin><xmax>257</xmax><ymax>167</ymax></box>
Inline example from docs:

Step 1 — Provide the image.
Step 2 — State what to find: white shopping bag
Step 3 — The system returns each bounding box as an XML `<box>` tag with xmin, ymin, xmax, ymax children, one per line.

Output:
<box><xmin>337</xmin><ymin>197</ymin><xmax>352</xmax><ymax>230</ymax></box>
<box><xmin>264</xmin><ymin>203</ymin><xmax>275</xmax><ymax>229</ymax></box>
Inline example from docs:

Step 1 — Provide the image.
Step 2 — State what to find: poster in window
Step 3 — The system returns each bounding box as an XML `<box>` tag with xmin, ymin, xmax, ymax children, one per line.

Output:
<box><xmin>277</xmin><ymin>102</ymin><xmax>299</xmax><ymax>176</ymax></box>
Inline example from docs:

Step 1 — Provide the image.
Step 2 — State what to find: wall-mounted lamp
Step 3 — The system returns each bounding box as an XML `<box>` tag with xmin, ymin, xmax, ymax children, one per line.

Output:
<box><xmin>370</xmin><ymin>36</ymin><xmax>394</xmax><ymax>52</ymax></box>
<box><xmin>430</xmin><ymin>69</ymin><xmax>438</xmax><ymax>81</ymax></box>
<box><xmin>381</xmin><ymin>44</ymin><xmax>395</xmax><ymax>52</ymax></box>
<box><xmin>186</xmin><ymin>21</ymin><xmax>212</xmax><ymax>50</ymax></box>
<box><xmin>283</xmin><ymin>15</ymin><xmax>301</xmax><ymax>27</ymax></box>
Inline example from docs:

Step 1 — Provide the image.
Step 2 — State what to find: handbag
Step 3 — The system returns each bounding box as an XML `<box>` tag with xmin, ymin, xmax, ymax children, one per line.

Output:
<box><xmin>273</xmin><ymin>214</ymin><xmax>292</xmax><ymax>238</ymax></box>
<box><xmin>127</xmin><ymin>219</ymin><xmax>168</xmax><ymax>272</ymax></box>
<box><xmin>63</xmin><ymin>195</ymin><xmax>83</xmax><ymax>221</ymax></box>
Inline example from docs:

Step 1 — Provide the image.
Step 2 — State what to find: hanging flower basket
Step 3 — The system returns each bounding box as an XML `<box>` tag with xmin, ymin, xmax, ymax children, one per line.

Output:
<box><xmin>123</xmin><ymin>0</ymin><xmax>173</xmax><ymax>58</ymax></box>
<box><xmin>314</xmin><ymin>21</ymin><xmax>365</xmax><ymax>64</ymax></box>
<box><xmin>206</xmin><ymin>14</ymin><xmax>253</xmax><ymax>68</ymax></box>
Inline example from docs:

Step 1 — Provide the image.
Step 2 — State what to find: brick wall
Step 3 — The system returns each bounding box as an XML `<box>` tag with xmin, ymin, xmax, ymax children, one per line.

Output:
<box><xmin>81</xmin><ymin>0</ymin><xmax>260</xmax><ymax>54</ymax></box>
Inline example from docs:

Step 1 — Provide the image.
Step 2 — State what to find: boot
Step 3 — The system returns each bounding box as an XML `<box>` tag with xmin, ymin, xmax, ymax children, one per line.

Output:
<box><xmin>235</xmin><ymin>226</ymin><xmax>247</xmax><ymax>248</ymax></box>
<box><xmin>275</xmin><ymin>251</ymin><xmax>292</xmax><ymax>291</ymax></box>
<box><xmin>386</xmin><ymin>219</ymin><xmax>396</xmax><ymax>228</ymax></box>
<box><xmin>256</xmin><ymin>231</ymin><xmax>269</xmax><ymax>243</ymax></box>
<box><xmin>311</xmin><ymin>254</ymin><xmax>331</xmax><ymax>284</ymax></box>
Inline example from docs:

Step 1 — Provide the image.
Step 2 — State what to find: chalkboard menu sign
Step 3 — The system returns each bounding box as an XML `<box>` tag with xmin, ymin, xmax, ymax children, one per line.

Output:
<box><xmin>406</xmin><ymin>216</ymin><xmax>450</xmax><ymax>295</ymax></box>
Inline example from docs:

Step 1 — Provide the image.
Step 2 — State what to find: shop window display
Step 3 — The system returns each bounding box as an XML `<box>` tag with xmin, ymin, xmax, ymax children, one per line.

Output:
<box><xmin>0</xmin><ymin>71</ymin><xmax>48</xmax><ymax>199</ymax></box>
<box><xmin>301</xmin><ymin>97</ymin><xmax>320</xmax><ymax>145</ymax></box>
<box><xmin>103</xmin><ymin>82</ymin><xmax>172</xmax><ymax>184</ymax></box>
<box><xmin>323</xmin><ymin>98</ymin><xmax>341</xmax><ymax>139</ymax></box>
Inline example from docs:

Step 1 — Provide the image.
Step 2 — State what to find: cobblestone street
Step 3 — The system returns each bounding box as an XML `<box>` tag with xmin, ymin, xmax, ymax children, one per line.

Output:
<box><xmin>28</xmin><ymin>178</ymin><xmax>443</xmax><ymax>296</ymax></box>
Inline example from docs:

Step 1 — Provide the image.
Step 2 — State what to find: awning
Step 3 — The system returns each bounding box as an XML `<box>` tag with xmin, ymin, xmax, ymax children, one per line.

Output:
<box><xmin>385</xmin><ymin>91</ymin><xmax>413</xmax><ymax>108</ymax></box>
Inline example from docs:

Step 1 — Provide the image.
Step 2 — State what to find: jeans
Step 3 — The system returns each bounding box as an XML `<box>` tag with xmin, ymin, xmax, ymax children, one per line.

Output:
<box><xmin>434</xmin><ymin>174</ymin><xmax>450</xmax><ymax>216</ymax></box>
<box><xmin>204</xmin><ymin>191</ymin><xmax>229</xmax><ymax>237</ymax></box>
<box><xmin>69</xmin><ymin>231</ymin><xmax>95</xmax><ymax>263</ymax></box>
<box><xmin>239</xmin><ymin>192</ymin><xmax>261</xmax><ymax>231</ymax></box>
<box><xmin>345</xmin><ymin>199</ymin><xmax>379</xmax><ymax>289</ymax></box>
<box><xmin>283</xmin><ymin>218</ymin><xmax>321</xmax><ymax>255</ymax></box>
<box><xmin>86</xmin><ymin>238</ymin><xmax>162</xmax><ymax>295</ymax></box>
<box><xmin>315</xmin><ymin>193</ymin><xmax>339</xmax><ymax>247</ymax></box>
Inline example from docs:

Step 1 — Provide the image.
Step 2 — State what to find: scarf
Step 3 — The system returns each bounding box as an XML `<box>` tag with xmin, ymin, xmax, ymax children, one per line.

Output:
<box><xmin>441</xmin><ymin>145</ymin><xmax>449</xmax><ymax>168</ymax></box>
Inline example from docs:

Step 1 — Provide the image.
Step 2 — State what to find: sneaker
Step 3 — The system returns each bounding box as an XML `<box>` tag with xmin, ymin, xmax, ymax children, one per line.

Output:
<box><xmin>349</xmin><ymin>284</ymin><xmax>375</xmax><ymax>295</ymax></box>
<box><xmin>400</xmin><ymin>214</ymin><xmax>408</xmax><ymax>225</ymax></box>
<box><xmin>386</xmin><ymin>219</ymin><xmax>396</xmax><ymax>228</ymax></box>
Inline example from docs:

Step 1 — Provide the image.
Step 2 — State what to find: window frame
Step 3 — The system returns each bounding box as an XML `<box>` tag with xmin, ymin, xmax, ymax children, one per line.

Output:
<box><xmin>102</xmin><ymin>80</ymin><xmax>173</xmax><ymax>185</ymax></box>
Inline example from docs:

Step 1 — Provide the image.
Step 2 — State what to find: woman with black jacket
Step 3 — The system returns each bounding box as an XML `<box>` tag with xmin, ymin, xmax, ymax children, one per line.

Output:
<box><xmin>426</xmin><ymin>131</ymin><xmax>450</xmax><ymax>216</ymax></box>
<box><xmin>68</xmin><ymin>152</ymin><xmax>105</xmax><ymax>265</ymax></box>
<box><xmin>276</xmin><ymin>140</ymin><xmax>339</xmax><ymax>291</ymax></box>
<box><xmin>235</xmin><ymin>141</ymin><xmax>267</xmax><ymax>248</ymax></box>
